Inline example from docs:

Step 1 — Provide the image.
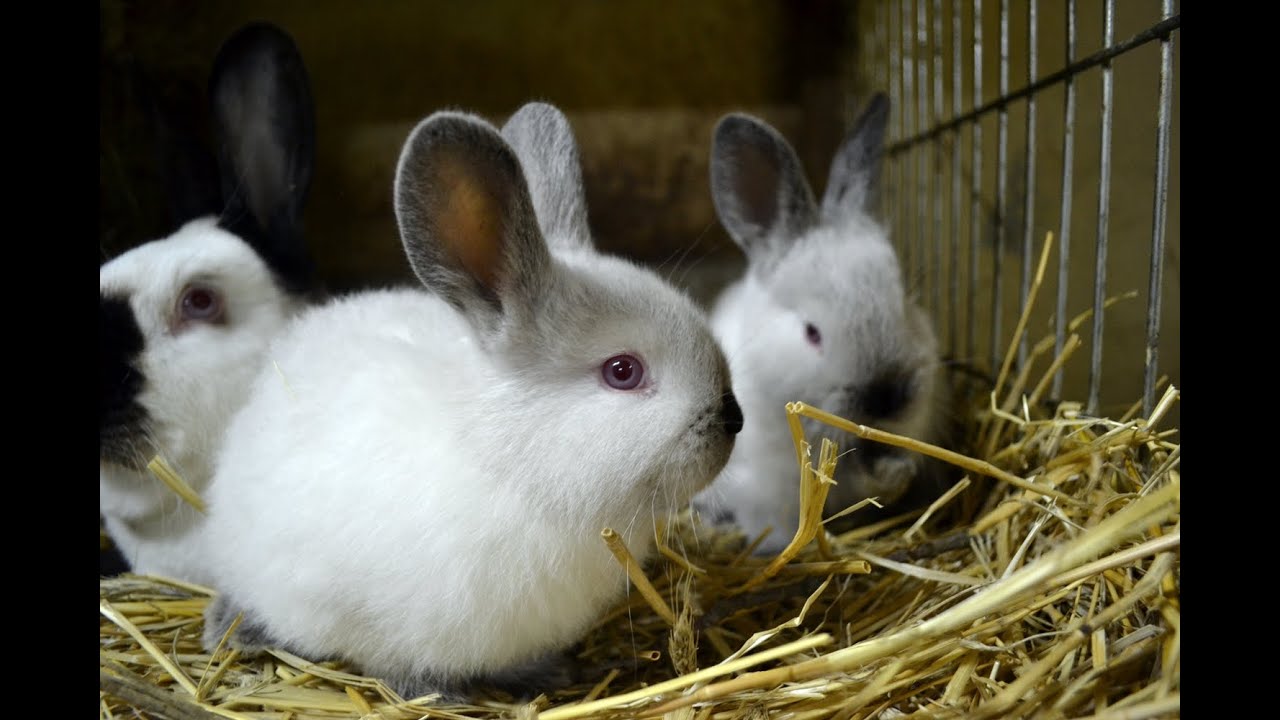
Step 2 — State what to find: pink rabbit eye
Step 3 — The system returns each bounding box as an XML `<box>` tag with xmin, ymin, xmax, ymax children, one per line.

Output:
<box><xmin>602</xmin><ymin>354</ymin><xmax>644</xmax><ymax>391</ymax></box>
<box><xmin>805</xmin><ymin>322</ymin><xmax>822</xmax><ymax>347</ymax></box>
<box><xmin>179</xmin><ymin>284</ymin><xmax>224</xmax><ymax>324</ymax></box>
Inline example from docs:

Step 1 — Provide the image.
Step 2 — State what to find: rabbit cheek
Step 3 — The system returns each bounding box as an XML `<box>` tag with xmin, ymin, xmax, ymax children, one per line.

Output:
<box><xmin>100</xmin><ymin>295</ymin><xmax>150</xmax><ymax>468</ymax></box>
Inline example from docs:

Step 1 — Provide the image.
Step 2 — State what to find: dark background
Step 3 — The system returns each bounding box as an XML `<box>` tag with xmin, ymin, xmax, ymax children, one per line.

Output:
<box><xmin>100</xmin><ymin>0</ymin><xmax>870</xmax><ymax>305</ymax></box>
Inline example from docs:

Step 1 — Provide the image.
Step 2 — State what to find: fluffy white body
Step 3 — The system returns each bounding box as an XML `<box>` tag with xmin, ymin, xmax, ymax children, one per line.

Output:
<box><xmin>205</xmin><ymin>284</ymin><xmax>686</xmax><ymax>680</ymax></box>
<box><xmin>200</xmin><ymin>105</ymin><xmax>740</xmax><ymax>695</ymax></box>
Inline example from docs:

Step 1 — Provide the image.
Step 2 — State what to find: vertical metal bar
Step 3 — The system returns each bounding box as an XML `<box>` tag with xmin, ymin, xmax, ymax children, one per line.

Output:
<box><xmin>991</xmin><ymin>0</ymin><xmax>1008</xmax><ymax>375</ymax></box>
<box><xmin>878</xmin><ymin>0</ymin><xmax>892</xmax><ymax>223</ymax></box>
<box><xmin>888</xmin><ymin>1</ymin><xmax>902</xmax><ymax>255</ymax></box>
<box><xmin>1052</xmin><ymin>0</ymin><xmax>1076</xmax><ymax>400</ymax></box>
<box><xmin>917</xmin><ymin>0</ymin><xmax>930</xmax><ymax>314</ymax></box>
<box><xmin>1019</xmin><ymin>0</ymin><xmax>1038</xmax><ymax>367</ymax></box>
<box><xmin>933</xmin><ymin>0</ymin><xmax>944</xmax><ymax>328</ymax></box>
<box><xmin>1087</xmin><ymin>0</ymin><xmax>1115</xmax><ymax>415</ymax></box>
<box><xmin>902</xmin><ymin>0</ymin><xmax>915</xmax><ymax>269</ymax></box>
<box><xmin>1144</xmin><ymin>0</ymin><xmax>1174</xmax><ymax>416</ymax></box>
<box><xmin>950</xmin><ymin>0</ymin><xmax>963</xmax><ymax>358</ymax></box>
<box><xmin>968</xmin><ymin>0</ymin><xmax>983</xmax><ymax>368</ymax></box>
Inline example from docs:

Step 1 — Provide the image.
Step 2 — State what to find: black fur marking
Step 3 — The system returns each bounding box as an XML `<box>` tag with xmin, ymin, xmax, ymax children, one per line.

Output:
<box><xmin>100</xmin><ymin>542</ymin><xmax>132</xmax><ymax>577</ymax></box>
<box><xmin>381</xmin><ymin>651</ymin><xmax>578</xmax><ymax>703</ymax></box>
<box><xmin>854</xmin><ymin>369</ymin><xmax>915</xmax><ymax>420</ymax></box>
<box><xmin>854</xmin><ymin>436</ymin><xmax>899</xmax><ymax>465</ymax></box>
<box><xmin>100</xmin><ymin>295</ymin><xmax>148</xmax><ymax>466</ymax></box>
<box><xmin>218</xmin><ymin>212</ymin><xmax>317</xmax><ymax>296</ymax></box>
<box><xmin>203</xmin><ymin>594</ymin><xmax>298</xmax><ymax>658</ymax></box>
<box><xmin>204</xmin><ymin>591</ymin><xmax>578</xmax><ymax>705</ymax></box>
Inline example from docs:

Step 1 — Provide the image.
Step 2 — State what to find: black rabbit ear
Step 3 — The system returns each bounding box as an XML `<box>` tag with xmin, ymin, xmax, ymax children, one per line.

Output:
<box><xmin>820</xmin><ymin>93</ymin><xmax>890</xmax><ymax>220</ymax></box>
<box><xmin>209</xmin><ymin>22</ymin><xmax>317</xmax><ymax>294</ymax></box>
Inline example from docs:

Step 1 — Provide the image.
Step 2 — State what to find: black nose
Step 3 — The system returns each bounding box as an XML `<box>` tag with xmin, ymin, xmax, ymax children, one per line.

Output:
<box><xmin>720</xmin><ymin>392</ymin><xmax>743</xmax><ymax>436</ymax></box>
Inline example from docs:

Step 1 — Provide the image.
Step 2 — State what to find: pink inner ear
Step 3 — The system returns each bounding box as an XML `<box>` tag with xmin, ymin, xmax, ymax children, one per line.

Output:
<box><xmin>436</xmin><ymin>156</ymin><xmax>506</xmax><ymax>294</ymax></box>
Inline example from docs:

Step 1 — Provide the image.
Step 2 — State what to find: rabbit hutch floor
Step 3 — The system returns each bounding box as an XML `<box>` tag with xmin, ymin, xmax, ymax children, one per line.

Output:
<box><xmin>100</xmin><ymin>242</ymin><xmax>1181</xmax><ymax>720</ymax></box>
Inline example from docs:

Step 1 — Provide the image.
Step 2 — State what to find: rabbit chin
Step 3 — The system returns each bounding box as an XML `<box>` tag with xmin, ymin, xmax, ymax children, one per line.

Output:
<box><xmin>99</xmin><ymin>462</ymin><xmax>213</xmax><ymax>584</ymax></box>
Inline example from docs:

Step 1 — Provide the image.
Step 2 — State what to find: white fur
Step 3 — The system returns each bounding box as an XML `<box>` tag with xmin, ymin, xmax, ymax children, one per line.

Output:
<box><xmin>100</xmin><ymin>23</ymin><xmax>316</xmax><ymax>584</ymax></box>
<box><xmin>200</xmin><ymin>106</ymin><xmax>737</xmax><ymax>691</ymax></box>
<box><xmin>694</xmin><ymin>102</ymin><xmax>949</xmax><ymax>554</ymax></box>
<box><xmin>100</xmin><ymin>221</ymin><xmax>307</xmax><ymax>584</ymax></box>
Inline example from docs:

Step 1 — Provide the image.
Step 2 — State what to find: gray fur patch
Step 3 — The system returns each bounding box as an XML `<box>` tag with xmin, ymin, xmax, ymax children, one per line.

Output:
<box><xmin>501</xmin><ymin>102</ymin><xmax>592</xmax><ymax>250</ymax></box>
<box><xmin>820</xmin><ymin>92</ymin><xmax>890</xmax><ymax>220</ymax></box>
<box><xmin>709</xmin><ymin>113</ymin><xmax>818</xmax><ymax>265</ymax></box>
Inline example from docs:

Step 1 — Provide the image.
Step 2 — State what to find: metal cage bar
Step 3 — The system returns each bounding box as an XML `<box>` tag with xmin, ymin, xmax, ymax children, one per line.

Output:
<box><xmin>1087</xmin><ymin>0</ymin><xmax>1116</xmax><ymax>415</ymax></box>
<box><xmin>1053</xmin><ymin>0</ymin><xmax>1077</xmax><ymax>400</ymax></box>
<box><xmin>916</xmin><ymin>0</ymin><xmax>930</xmax><ymax>316</ymax></box>
<box><xmin>932</xmin><ymin>0</ymin><xmax>944</xmax><ymax>331</ymax></box>
<box><xmin>949</xmin><ymin>0</ymin><xmax>963</xmax><ymax>358</ymax></box>
<box><xmin>991</xmin><ymin>0</ymin><xmax>1009</xmax><ymax>373</ymax></box>
<box><xmin>866</xmin><ymin>0</ymin><xmax>1179</xmax><ymax>415</ymax></box>
<box><xmin>902</xmin><ymin>1</ymin><xmax>916</xmax><ymax>269</ymax></box>
<box><xmin>967</xmin><ymin>0</ymin><xmax>983</xmax><ymax>368</ymax></box>
<box><xmin>887</xmin><ymin>13</ymin><xmax>1181</xmax><ymax>153</ymax></box>
<box><xmin>1019</xmin><ymin>0</ymin><xmax>1038</xmax><ymax>367</ymax></box>
<box><xmin>1144</xmin><ymin>0</ymin><xmax>1175</xmax><ymax>415</ymax></box>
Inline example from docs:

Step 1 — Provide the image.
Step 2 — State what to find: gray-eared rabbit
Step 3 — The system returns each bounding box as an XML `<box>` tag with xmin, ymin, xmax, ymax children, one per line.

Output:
<box><xmin>99</xmin><ymin>22</ymin><xmax>318</xmax><ymax>584</ymax></box>
<box><xmin>199</xmin><ymin>103</ymin><xmax>743</xmax><ymax>699</ymax></box>
<box><xmin>693</xmin><ymin>93</ymin><xmax>954</xmax><ymax>555</ymax></box>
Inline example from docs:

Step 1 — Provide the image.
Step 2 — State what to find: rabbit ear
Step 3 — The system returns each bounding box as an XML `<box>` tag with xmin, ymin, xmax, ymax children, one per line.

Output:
<box><xmin>820</xmin><ymin>93</ymin><xmax>890</xmax><ymax>220</ymax></box>
<box><xmin>209</xmin><ymin>22</ymin><xmax>317</xmax><ymax>294</ymax></box>
<box><xmin>500</xmin><ymin>102</ymin><xmax>592</xmax><ymax>251</ymax></box>
<box><xmin>394</xmin><ymin>112</ymin><xmax>552</xmax><ymax>336</ymax></box>
<box><xmin>710</xmin><ymin>113</ymin><xmax>818</xmax><ymax>265</ymax></box>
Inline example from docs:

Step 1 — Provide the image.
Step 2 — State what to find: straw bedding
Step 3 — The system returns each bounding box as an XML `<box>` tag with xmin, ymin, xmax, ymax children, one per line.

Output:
<box><xmin>100</xmin><ymin>236</ymin><xmax>1180</xmax><ymax>720</ymax></box>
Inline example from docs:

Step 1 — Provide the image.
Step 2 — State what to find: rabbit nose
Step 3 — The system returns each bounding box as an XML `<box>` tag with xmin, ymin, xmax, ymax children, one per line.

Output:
<box><xmin>720</xmin><ymin>392</ymin><xmax>744</xmax><ymax>436</ymax></box>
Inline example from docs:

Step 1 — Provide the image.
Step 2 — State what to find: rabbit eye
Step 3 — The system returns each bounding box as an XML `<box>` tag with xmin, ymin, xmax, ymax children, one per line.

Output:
<box><xmin>178</xmin><ymin>284</ymin><xmax>224</xmax><ymax>324</ymax></box>
<box><xmin>602</xmin><ymin>354</ymin><xmax>645</xmax><ymax>391</ymax></box>
<box><xmin>805</xmin><ymin>323</ymin><xmax>822</xmax><ymax>347</ymax></box>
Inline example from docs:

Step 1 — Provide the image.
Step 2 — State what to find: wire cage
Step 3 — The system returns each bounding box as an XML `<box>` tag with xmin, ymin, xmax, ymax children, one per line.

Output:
<box><xmin>851</xmin><ymin>0</ymin><xmax>1179</xmax><ymax>422</ymax></box>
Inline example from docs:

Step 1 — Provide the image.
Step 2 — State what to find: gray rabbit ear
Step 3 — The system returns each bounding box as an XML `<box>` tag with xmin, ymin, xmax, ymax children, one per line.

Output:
<box><xmin>500</xmin><ymin>102</ymin><xmax>592</xmax><ymax>251</ymax></box>
<box><xmin>394</xmin><ymin>111</ymin><xmax>552</xmax><ymax>335</ymax></box>
<box><xmin>209</xmin><ymin>22</ymin><xmax>317</xmax><ymax>294</ymax></box>
<box><xmin>820</xmin><ymin>93</ymin><xmax>890</xmax><ymax>220</ymax></box>
<box><xmin>710</xmin><ymin>113</ymin><xmax>818</xmax><ymax>264</ymax></box>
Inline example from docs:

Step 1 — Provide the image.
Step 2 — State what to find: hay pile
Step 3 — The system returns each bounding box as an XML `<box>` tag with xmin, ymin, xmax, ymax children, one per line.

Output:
<box><xmin>101</xmin><ymin>237</ymin><xmax>1180</xmax><ymax>720</ymax></box>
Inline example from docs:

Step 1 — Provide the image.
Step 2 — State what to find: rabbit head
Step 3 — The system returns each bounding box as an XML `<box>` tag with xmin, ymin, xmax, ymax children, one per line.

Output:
<box><xmin>696</xmin><ymin>94</ymin><xmax>951</xmax><ymax>552</ymax></box>
<box><xmin>99</xmin><ymin>22</ymin><xmax>317</xmax><ymax>581</ymax></box>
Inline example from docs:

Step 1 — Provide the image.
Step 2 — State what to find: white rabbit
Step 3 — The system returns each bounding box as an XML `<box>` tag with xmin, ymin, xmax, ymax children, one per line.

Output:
<box><xmin>199</xmin><ymin>103</ymin><xmax>742</xmax><ymax>699</ymax></box>
<box><xmin>693</xmin><ymin>94</ymin><xmax>953</xmax><ymax>555</ymax></box>
<box><xmin>99</xmin><ymin>22</ymin><xmax>318</xmax><ymax>585</ymax></box>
